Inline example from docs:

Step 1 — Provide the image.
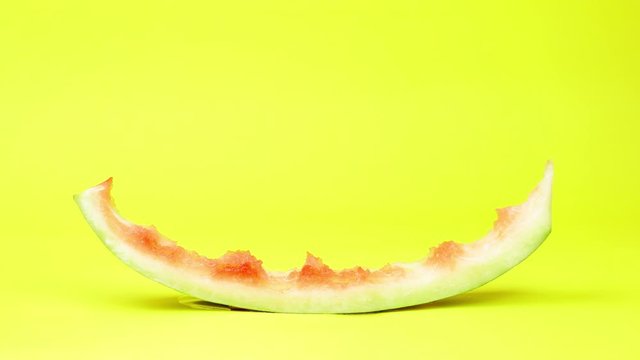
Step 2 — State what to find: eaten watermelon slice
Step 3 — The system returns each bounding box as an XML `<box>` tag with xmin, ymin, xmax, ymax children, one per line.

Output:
<box><xmin>75</xmin><ymin>163</ymin><xmax>553</xmax><ymax>313</ymax></box>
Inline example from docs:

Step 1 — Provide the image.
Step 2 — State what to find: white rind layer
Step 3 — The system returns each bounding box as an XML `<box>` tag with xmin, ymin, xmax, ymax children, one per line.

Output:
<box><xmin>74</xmin><ymin>164</ymin><xmax>552</xmax><ymax>313</ymax></box>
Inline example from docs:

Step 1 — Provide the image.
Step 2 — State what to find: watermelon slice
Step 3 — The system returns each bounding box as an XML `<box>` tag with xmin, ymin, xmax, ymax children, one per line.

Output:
<box><xmin>74</xmin><ymin>163</ymin><xmax>553</xmax><ymax>313</ymax></box>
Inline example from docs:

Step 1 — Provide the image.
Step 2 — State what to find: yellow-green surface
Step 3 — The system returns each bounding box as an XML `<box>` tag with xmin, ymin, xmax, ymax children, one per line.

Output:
<box><xmin>1</xmin><ymin>0</ymin><xmax>638</xmax><ymax>358</ymax></box>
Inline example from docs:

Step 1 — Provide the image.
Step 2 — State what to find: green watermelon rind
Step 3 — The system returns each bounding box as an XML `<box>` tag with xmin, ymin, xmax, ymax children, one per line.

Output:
<box><xmin>74</xmin><ymin>164</ymin><xmax>552</xmax><ymax>313</ymax></box>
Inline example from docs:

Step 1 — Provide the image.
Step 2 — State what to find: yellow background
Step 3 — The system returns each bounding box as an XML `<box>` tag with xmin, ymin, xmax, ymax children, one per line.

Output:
<box><xmin>1</xmin><ymin>0</ymin><xmax>638</xmax><ymax>358</ymax></box>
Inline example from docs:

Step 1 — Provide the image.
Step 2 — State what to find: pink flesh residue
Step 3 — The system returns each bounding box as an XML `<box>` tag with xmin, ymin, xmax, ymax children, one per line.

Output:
<box><xmin>425</xmin><ymin>240</ymin><xmax>464</xmax><ymax>268</ymax></box>
<box><xmin>92</xmin><ymin>179</ymin><xmax>478</xmax><ymax>288</ymax></box>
